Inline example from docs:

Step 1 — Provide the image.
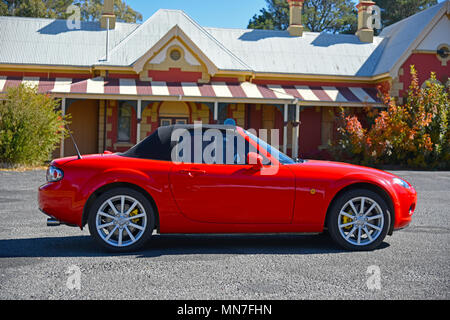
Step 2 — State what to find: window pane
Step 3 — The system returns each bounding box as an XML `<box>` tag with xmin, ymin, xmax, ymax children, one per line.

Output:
<box><xmin>160</xmin><ymin>119</ymin><xmax>171</xmax><ymax>127</ymax></box>
<box><xmin>118</xmin><ymin>105</ymin><xmax>132</xmax><ymax>142</ymax></box>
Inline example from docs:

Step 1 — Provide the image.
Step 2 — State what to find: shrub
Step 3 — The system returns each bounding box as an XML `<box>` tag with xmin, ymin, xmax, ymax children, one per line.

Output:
<box><xmin>0</xmin><ymin>85</ymin><xmax>69</xmax><ymax>167</ymax></box>
<box><xmin>331</xmin><ymin>66</ymin><xmax>450</xmax><ymax>169</ymax></box>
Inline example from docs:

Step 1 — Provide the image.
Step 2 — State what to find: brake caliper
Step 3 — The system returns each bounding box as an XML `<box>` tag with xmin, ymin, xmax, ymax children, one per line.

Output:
<box><xmin>342</xmin><ymin>215</ymin><xmax>353</xmax><ymax>230</ymax></box>
<box><xmin>129</xmin><ymin>209</ymin><xmax>141</xmax><ymax>224</ymax></box>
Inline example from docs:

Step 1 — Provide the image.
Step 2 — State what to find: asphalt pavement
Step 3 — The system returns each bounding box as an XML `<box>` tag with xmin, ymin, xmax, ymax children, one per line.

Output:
<box><xmin>0</xmin><ymin>169</ymin><xmax>449</xmax><ymax>300</ymax></box>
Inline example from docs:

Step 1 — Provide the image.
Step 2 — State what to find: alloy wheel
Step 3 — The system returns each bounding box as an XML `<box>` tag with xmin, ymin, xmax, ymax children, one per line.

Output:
<box><xmin>95</xmin><ymin>195</ymin><xmax>148</xmax><ymax>248</ymax></box>
<box><xmin>337</xmin><ymin>196</ymin><xmax>384</xmax><ymax>246</ymax></box>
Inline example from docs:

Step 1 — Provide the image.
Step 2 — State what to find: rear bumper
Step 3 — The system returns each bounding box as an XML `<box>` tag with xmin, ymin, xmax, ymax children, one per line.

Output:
<box><xmin>38</xmin><ymin>182</ymin><xmax>83</xmax><ymax>227</ymax></box>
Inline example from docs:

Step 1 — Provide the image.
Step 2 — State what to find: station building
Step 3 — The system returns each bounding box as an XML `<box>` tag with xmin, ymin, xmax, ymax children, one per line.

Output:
<box><xmin>0</xmin><ymin>0</ymin><xmax>448</xmax><ymax>158</ymax></box>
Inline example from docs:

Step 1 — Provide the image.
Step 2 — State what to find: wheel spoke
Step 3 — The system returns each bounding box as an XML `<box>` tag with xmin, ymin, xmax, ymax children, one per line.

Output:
<box><xmin>129</xmin><ymin>222</ymin><xmax>145</xmax><ymax>231</ymax></box>
<box><xmin>363</xmin><ymin>203</ymin><xmax>377</xmax><ymax>217</ymax></box>
<box><xmin>105</xmin><ymin>225</ymin><xmax>118</xmax><ymax>241</ymax></box>
<box><xmin>107</xmin><ymin>200</ymin><xmax>119</xmax><ymax>215</ymax></box>
<box><xmin>125</xmin><ymin>226</ymin><xmax>135</xmax><ymax>242</ymax></box>
<box><xmin>97</xmin><ymin>221</ymin><xmax>115</xmax><ymax>230</ymax></box>
<box><xmin>98</xmin><ymin>211</ymin><xmax>116</xmax><ymax>220</ymax></box>
<box><xmin>126</xmin><ymin>213</ymin><xmax>146</xmax><ymax>221</ymax></box>
<box><xmin>118</xmin><ymin>228</ymin><xmax>123</xmax><ymax>246</ymax></box>
<box><xmin>363</xmin><ymin>226</ymin><xmax>373</xmax><ymax>242</ymax></box>
<box><xmin>340</xmin><ymin>211</ymin><xmax>355</xmax><ymax>220</ymax></box>
<box><xmin>360</xmin><ymin>198</ymin><xmax>365</xmax><ymax>214</ymax></box>
<box><xmin>125</xmin><ymin>200</ymin><xmax>139</xmax><ymax>216</ymax></box>
<box><xmin>366</xmin><ymin>222</ymin><xmax>382</xmax><ymax>231</ymax></box>
<box><xmin>357</xmin><ymin>227</ymin><xmax>362</xmax><ymax>245</ymax></box>
<box><xmin>345</xmin><ymin>227</ymin><xmax>357</xmax><ymax>240</ymax></box>
<box><xmin>339</xmin><ymin>221</ymin><xmax>354</xmax><ymax>228</ymax></box>
<box><xmin>349</xmin><ymin>201</ymin><xmax>358</xmax><ymax>215</ymax></box>
<box><xmin>367</xmin><ymin>214</ymin><xmax>383</xmax><ymax>221</ymax></box>
<box><xmin>120</xmin><ymin>196</ymin><xmax>125</xmax><ymax>214</ymax></box>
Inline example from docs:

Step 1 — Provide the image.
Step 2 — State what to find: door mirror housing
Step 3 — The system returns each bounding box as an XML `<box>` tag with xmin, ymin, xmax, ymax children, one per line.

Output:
<box><xmin>247</xmin><ymin>152</ymin><xmax>264</xmax><ymax>169</ymax></box>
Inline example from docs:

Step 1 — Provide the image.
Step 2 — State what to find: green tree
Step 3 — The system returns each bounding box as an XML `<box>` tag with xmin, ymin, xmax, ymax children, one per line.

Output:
<box><xmin>0</xmin><ymin>0</ymin><xmax>72</xmax><ymax>18</ymax></box>
<box><xmin>248</xmin><ymin>0</ymin><xmax>357</xmax><ymax>34</ymax></box>
<box><xmin>74</xmin><ymin>0</ymin><xmax>142</xmax><ymax>23</ymax></box>
<box><xmin>0</xmin><ymin>0</ymin><xmax>142</xmax><ymax>23</ymax></box>
<box><xmin>0</xmin><ymin>85</ymin><xmax>69</xmax><ymax>167</ymax></box>
<box><xmin>376</xmin><ymin>0</ymin><xmax>438</xmax><ymax>28</ymax></box>
<box><xmin>248</xmin><ymin>0</ymin><xmax>289</xmax><ymax>30</ymax></box>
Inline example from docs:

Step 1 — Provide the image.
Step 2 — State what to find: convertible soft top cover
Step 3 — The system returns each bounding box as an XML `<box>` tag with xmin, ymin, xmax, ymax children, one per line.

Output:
<box><xmin>122</xmin><ymin>124</ymin><xmax>236</xmax><ymax>161</ymax></box>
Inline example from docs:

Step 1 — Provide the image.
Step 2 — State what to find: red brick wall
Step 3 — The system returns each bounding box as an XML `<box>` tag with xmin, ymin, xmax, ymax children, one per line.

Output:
<box><xmin>299</xmin><ymin>107</ymin><xmax>322</xmax><ymax>158</ymax></box>
<box><xmin>398</xmin><ymin>53</ymin><xmax>449</xmax><ymax>97</ymax></box>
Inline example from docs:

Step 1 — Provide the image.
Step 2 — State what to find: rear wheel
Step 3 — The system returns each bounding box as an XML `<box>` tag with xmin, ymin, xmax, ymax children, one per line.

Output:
<box><xmin>88</xmin><ymin>188</ymin><xmax>155</xmax><ymax>252</ymax></box>
<box><xmin>327</xmin><ymin>189</ymin><xmax>390</xmax><ymax>251</ymax></box>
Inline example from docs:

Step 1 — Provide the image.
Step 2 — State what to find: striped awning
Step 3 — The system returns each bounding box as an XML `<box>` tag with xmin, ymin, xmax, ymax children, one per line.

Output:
<box><xmin>266</xmin><ymin>84</ymin><xmax>380</xmax><ymax>104</ymax></box>
<box><xmin>0</xmin><ymin>76</ymin><xmax>381</xmax><ymax>104</ymax></box>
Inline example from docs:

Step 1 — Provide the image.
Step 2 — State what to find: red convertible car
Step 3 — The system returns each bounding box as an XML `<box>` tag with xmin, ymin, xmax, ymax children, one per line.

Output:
<box><xmin>39</xmin><ymin>124</ymin><xmax>417</xmax><ymax>252</ymax></box>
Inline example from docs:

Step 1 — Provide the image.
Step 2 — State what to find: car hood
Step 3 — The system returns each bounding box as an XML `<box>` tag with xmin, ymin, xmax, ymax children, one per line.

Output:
<box><xmin>287</xmin><ymin>160</ymin><xmax>398</xmax><ymax>181</ymax></box>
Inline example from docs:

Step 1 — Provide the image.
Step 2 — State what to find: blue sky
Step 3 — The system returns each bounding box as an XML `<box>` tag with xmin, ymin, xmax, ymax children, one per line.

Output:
<box><xmin>125</xmin><ymin>0</ymin><xmax>444</xmax><ymax>29</ymax></box>
<box><xmin>126</xmin><ymin>0</ymin><xmax>267</xmax><ymax>28</ymax></box>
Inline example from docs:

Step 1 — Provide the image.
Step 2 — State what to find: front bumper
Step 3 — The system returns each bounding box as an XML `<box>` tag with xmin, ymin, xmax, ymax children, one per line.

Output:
<box><xmin>393</xmin><ymin>185</ymin><xmax>417</xmax><ymax>231</ymax></box>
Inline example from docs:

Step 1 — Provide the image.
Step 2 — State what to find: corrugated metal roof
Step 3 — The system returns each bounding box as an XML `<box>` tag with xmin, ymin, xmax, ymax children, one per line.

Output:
<box><xmin>204</xmin><ymin>27</ymin><xmax>384</xmax><ymax>77</ymax></box>
<box><xmin>100</xmin><ymin>9</ymin><xmax>252</xmax><ymax>71</ymax></box>
<box><xmin>374</xmin><ymin>1</ymin><xmax>447</xmax><ymax>75</ymax></box>
<box><xmin>0</xmin><ymin>2</ymin><xmax>446</xmax><ymax>76</ymax></box>
<box><xmin>0</xmin><ymin>16</ymin><xmax>139</xmax><ymax>67</ymax></box>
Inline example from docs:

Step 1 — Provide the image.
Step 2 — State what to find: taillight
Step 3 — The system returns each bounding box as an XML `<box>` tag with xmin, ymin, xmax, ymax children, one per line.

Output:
<box><xmin>46</xmin><ymin>165</ymin><xmax>64</xmax><ymax>182</ymax></box>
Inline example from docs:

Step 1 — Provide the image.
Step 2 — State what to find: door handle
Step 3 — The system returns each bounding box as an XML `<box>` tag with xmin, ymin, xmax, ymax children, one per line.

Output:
<box><xmin>179</xmin><ymin>169</ymin><xmax>206</xmax><ymax>178</ymax></box>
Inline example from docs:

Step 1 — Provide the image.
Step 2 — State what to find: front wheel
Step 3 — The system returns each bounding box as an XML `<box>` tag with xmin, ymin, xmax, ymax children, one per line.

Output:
<box><xmin>327</xmin><ymin>189</ymin><xmax>391</xmax><ymax>251</ymax></box>
<box><xmin>88</xmin><ymin>188</ymin><xmax>155</xmax><ymax>252</ymax></box>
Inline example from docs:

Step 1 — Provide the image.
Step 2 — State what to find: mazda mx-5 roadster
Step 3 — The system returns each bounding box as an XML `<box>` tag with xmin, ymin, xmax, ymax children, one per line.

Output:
<box><xmin>38</xmin><ymin>124</ymin><xmax>417</xmax><ymax>252</ymax></box>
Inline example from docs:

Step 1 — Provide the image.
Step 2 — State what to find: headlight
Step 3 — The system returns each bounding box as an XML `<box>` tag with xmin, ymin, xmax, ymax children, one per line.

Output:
<box><xmin>393</xmin><ymin>177</ymin><xmax>410</xmax><ymax>189</ymax></box>
<box><xmin>46</xmin><ymin>165</ymin><xmax>64</xmax><ymax>182</ymax></box>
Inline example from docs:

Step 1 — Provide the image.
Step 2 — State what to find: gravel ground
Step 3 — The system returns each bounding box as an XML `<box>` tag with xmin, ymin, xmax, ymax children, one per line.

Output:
<box><xmin>0</xmin><ymin>169</ymin><xmax>449</xmax><ymax>300</ymax></box>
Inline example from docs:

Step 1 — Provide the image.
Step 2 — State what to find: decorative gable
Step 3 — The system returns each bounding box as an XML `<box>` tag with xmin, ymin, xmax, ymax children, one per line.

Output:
<box><xmin>133</xmin><ymin>25</ymin><xmax>218</xmax><ymax>83</ymax></box>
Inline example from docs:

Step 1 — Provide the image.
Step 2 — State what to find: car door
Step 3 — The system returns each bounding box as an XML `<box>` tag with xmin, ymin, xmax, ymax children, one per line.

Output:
<box><xmin>169</xmin><ymin>129</ymin><xmax>296</xmax><ymax>224</ymax></box>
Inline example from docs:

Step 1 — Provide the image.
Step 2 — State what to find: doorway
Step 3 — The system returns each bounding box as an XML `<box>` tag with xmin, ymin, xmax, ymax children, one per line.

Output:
<box><xmin>64</xmin><ymin>100</ymin><xmax>99</xmax><ymax>157</ymax></box>
<box><xmin>159</xmin><ymin>101</ymin><xmax>190</xmax><ymax>127</ymax></box>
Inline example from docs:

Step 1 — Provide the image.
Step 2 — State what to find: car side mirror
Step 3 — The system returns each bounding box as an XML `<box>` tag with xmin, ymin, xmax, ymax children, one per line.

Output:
<box><xmin>247</xmin><ymin>152</ymin><xmax>264</xmax><ymax>170</ymax></box>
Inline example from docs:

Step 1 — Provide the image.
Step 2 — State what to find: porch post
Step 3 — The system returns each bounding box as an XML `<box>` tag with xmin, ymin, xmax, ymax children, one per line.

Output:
<box><xmin>60</xmin><ymin>97</ymin><xmax>66</xmax><ymax>158</ymax></box>
<box><xmin>283</xmin><ymin>103</ymin><xmax>288</xmax><ymax>154</ymax></box>
<box><xmin>137</xmin><ymin>99</ymin><xmax>142</xmax><ymax>142</ymax></box>
<box><xmin>214</xmin><ymin>101</ymin><xmax>219</xmax><ymax>122</ymax></box>
<box><xmin>292</xmin><ymin>102</ymin><xmax>300</xmax><ymax>159</ymax></box>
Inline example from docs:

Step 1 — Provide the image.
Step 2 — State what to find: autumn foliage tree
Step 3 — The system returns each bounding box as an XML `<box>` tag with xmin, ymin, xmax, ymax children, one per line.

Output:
<box><xmin>332</xmin><ymin>66</ymin><xmax>449</xmax><ymax>169</ymax></box>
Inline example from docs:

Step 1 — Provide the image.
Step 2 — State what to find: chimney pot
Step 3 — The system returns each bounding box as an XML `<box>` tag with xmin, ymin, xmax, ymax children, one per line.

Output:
<box><xmin>287</xmin><ymin>0</ymin><xmax>304</xmax><ymax>37</ymax></box>
<box><xmin>101</xmin><ymin>0</ymin><xmax>116</xmax><ymax>29</ymax></box>
<box><xmin>356</xmin><ymin>0</ymin><xmax>376</xmax><ymax>43</ymax></box>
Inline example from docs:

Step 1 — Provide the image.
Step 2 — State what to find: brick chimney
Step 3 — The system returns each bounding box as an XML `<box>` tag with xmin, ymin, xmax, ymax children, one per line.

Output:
<box><xmin>356</xmin><ymin>0</ymin><xmax>375</xmax><ymax>43</ymax></box>
<box><xmin>101</xmin><ymin>0</ymin><xmax>116</xmax><ymax>29</ymax></box>
<box><xmin>287</xmin><ymin>0</ymin><xmax>304</xmax><ymax>37</ymax></box>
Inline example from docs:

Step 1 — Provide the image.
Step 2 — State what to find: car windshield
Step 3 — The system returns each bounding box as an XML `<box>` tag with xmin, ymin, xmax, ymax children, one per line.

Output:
<box><xmin>244</xmin><ymin>130</ymin><xmax>296</xmax><ymax>165</ymax></box>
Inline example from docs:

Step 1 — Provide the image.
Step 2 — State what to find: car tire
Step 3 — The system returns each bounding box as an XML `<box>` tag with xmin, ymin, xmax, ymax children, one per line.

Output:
<box><xmin>88</xmin><ymin>187</ymin><xmax>155</xmax><ymax>253</ymax></box>
<box><xmin>327</xmin><ymin>189</ymin><xmax>391</xmax><ymax>251</ymax></box>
